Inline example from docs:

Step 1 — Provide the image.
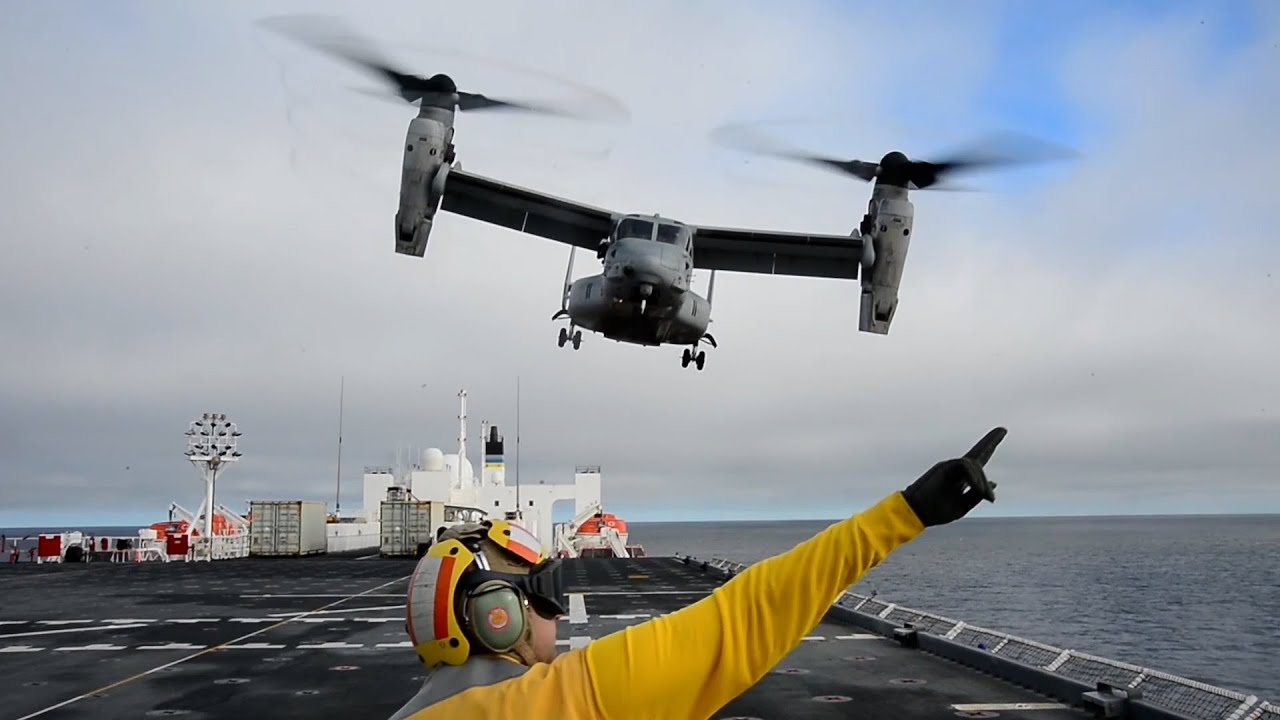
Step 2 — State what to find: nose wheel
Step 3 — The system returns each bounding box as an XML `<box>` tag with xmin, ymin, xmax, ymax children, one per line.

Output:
<box><xmin>681</xmin><ymin>347</ymin><xmax>705</xmax><ymax>370</ymax></box>
<box><xmin>558</xmin><ymin>326</ymin><xmax>582</xmax><ymax>350</ymax></box>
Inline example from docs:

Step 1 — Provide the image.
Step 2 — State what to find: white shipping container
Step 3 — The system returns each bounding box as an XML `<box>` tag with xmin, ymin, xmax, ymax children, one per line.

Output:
<box><xmin>380</xmin><ymin>500</ymin><xmax>433</xmax><ymax>557</ymax></box>
<box><xmin>249</xmin><ymin>500</ymin><xmax>327</xmax><ymax>556</ymax></box>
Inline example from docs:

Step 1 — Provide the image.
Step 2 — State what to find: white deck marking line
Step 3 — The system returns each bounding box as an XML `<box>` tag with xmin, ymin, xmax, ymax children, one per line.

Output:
<box><xmin>569</xmin><ymin>636</ymin><xmax>592</xmax><ymax>649</ymax></box>
<box><xmin>137</xmin><ymin>643</ymin><xmax>206</xmax><ymax>651</ymax></box>
<box><xmin>297</xmin><ymin>641</ymin><xmax>364</xmax><ymax>649</ymax></box>
<box><xmin>267</xmin><ymin>604</ymin><xmax>401</xmax><ymax>617</ymax></box>
<box><xmin>597</xmin><ymin>614</ymin><xmax>650</xmax><ymax>619</ymax></box>
<box><xmin>164</xmin><ymin>619</ymin><xmax>219</xmax><ymax>624</ymax></box>
<box><xmin>568</xmin><ymin>594</ymin><xmax>588</xmax><ymax>625</ymax></box>
<box><xmin>0</xmin><ymin>621</ymin><xmax>28</xmax><ymax>626</ymax></box>
<box><xmin>0</xmin><ymin>623</ymin><xmax>148</xmax><ymax>640</ymax></box>
<box><xmin>356</xmin><ymin>554</ymin><xmax>380</xmax><ymax>560</ymax></box>
<box><xmin>835</xmin><ymin>634</ymin><xmax>880</xmax><ymax>640</ymax></box>
<box><xmin>951</xmin><ymin>703</ymin><xmax>1069</xmax><ymax>712</ymax></box>
<box><xmin>104</xmin><ymin>619</ymin><xmax>156</xmax><ymax>624</ymax></box>
<box><xmin>35</xmin><ymin>620</ymin><xmax>93</xmax><ymax>626</ymax></box>
<box><xmin>376</xmin><ymin>641</ymin><xmax>412</xmax><ymax>648</ymax></box>
<box><xmin>0</xmin><ymin>645</ymin><xmax>43</xmax><ymax>653</ymax></box>
<box><xmin>555</xmin><ymin>639</ymin><xmax>570</xmax><ymax>646</ymax></box>
<box><xmin>15</xmin><ymin>573</ymin><xmax>412</xmax><ymax>720</ymax></box>
<box><xmin>239</xmin><ymin>593</ymin><xmax>404</xmax><ymax>598</ymax></box>
<box><xmin>224</xmin><ymin>643</ymin><xmax>286</xmax><ymax>649</ymax></box>
<box><xmin>53</xmin><ymin>644</ymin><xmax>126</xmax><ymax>652</ymax></box>
<box><xmin>802</xmin><ymin>636</ymin><xmax>826</xmax><ymax>641</ymax></box>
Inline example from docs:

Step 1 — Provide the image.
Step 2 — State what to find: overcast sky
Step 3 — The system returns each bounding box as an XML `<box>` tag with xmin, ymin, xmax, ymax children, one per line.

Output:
<box><xmin>2</xmin><ymin>0</ymin><xmax>1278</xmax><ymax>527</ymax></box>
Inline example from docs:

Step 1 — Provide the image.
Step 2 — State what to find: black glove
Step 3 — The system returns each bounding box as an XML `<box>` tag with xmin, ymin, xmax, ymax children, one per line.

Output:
<box><xmin>902</xmin><ymin>427</ymin><xmax>1006</xmax><ymax>527</ymax></box>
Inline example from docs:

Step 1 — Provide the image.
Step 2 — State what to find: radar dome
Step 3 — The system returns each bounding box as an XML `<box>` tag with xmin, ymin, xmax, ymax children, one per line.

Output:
<box><xmin>441</xmin><ymin>454</ymin><xmax>475</xmax><ymax>482</ymax></box>
<box><xmin>423</xmin><ymin>448</ymin><xmax>445</xmax><ymax>471</ymax></box>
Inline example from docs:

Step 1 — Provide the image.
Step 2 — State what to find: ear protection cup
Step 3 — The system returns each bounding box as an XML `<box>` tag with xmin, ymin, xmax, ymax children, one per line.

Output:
<box><xmin>464</xmin><ymin>580</ymin><xmax>527</xmax><ymax>653</ymax></box>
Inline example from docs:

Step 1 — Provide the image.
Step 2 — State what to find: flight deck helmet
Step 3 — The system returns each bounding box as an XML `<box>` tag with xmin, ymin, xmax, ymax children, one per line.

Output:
<box><xmin>407</xmin><ymin>518</ymin><xmax>566</xmax><ymax>668</ymax></box>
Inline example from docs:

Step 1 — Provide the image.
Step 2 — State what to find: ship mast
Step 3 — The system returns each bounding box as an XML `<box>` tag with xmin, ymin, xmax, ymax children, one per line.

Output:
<box><xmin>334</xmin><ymin>376</ymin><xmax>344</xmax><ymax>517</ymax></box>
<box><xmin>515</xmin><ymin>376</ymin><xmax>521</xmax><ymax>513</ymax></box>
<box><xmin>457</xmin><ymin>390</ymin><xmax>468</xmax><ymax>489</ymax></box>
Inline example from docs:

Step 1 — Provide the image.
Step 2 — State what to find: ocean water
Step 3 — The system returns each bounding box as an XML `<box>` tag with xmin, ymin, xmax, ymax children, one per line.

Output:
<box><xmin>630</xmin><ymin>514</ymin><xmax>1280</xmax><ymax>702</ymax></box>
<box><xmin>5</xmin><ymin>514</ymin><xmax>1277</xmax><ymax>700</ymax></box>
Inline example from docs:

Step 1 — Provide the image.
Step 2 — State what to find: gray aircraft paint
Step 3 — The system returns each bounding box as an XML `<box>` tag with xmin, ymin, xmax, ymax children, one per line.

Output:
<box><xmin>390</xmin><ymin>98</ymin><xmax>897</xmax><ymax>371</ymax></box>
<box><xmin>262</xmin><ymin>13</ymin><xmax>1068</xmax><ymax>371</ymax></box>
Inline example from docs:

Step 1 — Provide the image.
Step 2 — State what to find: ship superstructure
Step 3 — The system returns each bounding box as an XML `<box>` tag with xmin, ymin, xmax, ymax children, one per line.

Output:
<box><xmin>22</xmin><ymin>390</ymin><xmax>633</xmax><ymax>565</ymax></box>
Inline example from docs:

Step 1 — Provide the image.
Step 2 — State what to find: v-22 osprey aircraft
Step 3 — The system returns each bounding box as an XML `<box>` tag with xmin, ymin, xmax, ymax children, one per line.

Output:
<box><xmin>264</xmin><ymin>15</ymin><xmax>1063</xmax><ymax>371</ymax></box>
<box><xmin>402</xmin><ymin>121</ymin><xmax>911</xmax><ymax>371</ymax></box>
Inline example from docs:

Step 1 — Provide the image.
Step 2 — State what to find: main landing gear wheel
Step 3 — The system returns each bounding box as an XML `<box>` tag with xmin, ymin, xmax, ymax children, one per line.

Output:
<box><xmin>558</xmin><ymin>327</ymin><xmax>581</xmax><ymax>350</ymax></box>
<box><xmin>681</xmin><ymin>348</ymin><xmax>706</xmax><ymax>370</ymax></box>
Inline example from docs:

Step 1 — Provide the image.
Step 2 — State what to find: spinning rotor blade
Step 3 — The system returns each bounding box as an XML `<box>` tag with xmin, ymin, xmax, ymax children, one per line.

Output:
<box><xmin>710</xmin><ymin>124</ymin><xmax>1077</xmax><ymax>190</ymax></box>
<box><xmin>257</xmin><ymin>14</ymin><xmax>598</xmax><ymax>119</ymax></box>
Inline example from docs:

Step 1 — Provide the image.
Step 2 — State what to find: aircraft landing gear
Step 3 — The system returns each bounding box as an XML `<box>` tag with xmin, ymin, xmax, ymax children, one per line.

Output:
<box><xmin>681</xmin><ymin>347</ymin><xmax>705</xmax><ymax>371</ymax></box>
<box><xmin>558</xmin><ymin>326</ymin><xmax>582</xmax><ymax>350</ymax></box>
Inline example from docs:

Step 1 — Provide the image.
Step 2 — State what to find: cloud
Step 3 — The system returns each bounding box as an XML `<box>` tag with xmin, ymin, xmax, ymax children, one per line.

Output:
<box><xmin>1</xmin><ymin>0</ymin><xmax>1278</xmax><ymax>527</ymax></box>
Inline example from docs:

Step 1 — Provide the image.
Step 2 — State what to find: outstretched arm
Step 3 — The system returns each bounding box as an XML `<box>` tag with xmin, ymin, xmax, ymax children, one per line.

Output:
<box><xmin>583</xmin><ymin>489</ymin><xmax>924</xmax><ymax>720</ymax></box>
<box><xmin>413</xmin><ymin>428</ymin><xmax>1006</xmax><ymax>720</ymax></box>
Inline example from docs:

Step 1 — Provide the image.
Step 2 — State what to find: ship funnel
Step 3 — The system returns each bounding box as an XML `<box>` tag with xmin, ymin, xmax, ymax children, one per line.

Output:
<box><xmin>484</xmin><ymin>425</ymin><xmax>505</xmax><ymax>486</ymax></box>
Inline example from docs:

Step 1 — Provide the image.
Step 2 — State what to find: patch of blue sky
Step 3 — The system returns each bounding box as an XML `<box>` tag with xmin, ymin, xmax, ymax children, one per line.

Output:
<box><xmin>970</xmin><ymin>0</ymin><xmax>1263</xmax><ymax>191</ymax></box>
<box><xmin>796</xmin><ymin>0</ymin><xmax>1267</xmax><ymax>196</ymax></box>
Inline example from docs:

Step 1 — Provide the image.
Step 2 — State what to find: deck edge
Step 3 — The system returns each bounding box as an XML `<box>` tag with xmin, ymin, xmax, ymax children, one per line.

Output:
<box><xmin>680</xmin><ymin>555</ymin><xmax>1266</xmax><ymax>720</ymax></box>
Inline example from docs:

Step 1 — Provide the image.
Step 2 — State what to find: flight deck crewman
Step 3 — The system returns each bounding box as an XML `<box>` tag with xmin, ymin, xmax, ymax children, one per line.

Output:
<box><xmin>389</xmin><ymin>427</ymin><xmax>1008</xmax><ymax>720</ymax></box>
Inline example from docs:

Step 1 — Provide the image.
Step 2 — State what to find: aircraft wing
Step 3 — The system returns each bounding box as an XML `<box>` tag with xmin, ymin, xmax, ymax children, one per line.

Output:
<box><xmin>689</xmin><ymin>224</ymin><xmax>866</xmax><ymax>280</ymax></box>
<box><xmin>439</xmin><ymin>167</ymin><xmax>616</xmax><ymax>251</ymax></box>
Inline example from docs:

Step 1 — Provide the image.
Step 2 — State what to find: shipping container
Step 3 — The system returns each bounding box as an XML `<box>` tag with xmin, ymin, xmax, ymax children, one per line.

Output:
<box><xmin>380</xmin><ymin>500</ymin><xmax>435</xmax><ymax>557</ymax></box>
<box><xmin>249</xmin><ymin>500</ymin><xmax>327</xmax><ymax>556</ymax></box>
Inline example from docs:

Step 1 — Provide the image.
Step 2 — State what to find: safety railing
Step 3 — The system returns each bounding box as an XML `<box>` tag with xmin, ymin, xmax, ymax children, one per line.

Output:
<box><xmin>701</xmin><ymin>556</ymin><xmax>1271</xmax><ymax>720</ymax></box>
<box><xmin>1245</xmin><ymin>701</ymin><xmax>1279</xmax><ymax>720</ymax></box>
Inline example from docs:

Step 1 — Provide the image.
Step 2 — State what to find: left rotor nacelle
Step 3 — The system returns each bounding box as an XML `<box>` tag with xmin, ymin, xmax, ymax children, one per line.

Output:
<box><xmin>396</xmin><ymin>112</ymin><xmax>455</xmax><ymax>257</ymax></box>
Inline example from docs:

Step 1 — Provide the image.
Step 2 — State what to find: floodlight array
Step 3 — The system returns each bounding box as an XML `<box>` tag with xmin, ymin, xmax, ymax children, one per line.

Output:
<box><xmin>185</xmin><ymin>412</ymin><xmax>242</xmax><ymax>462</ymax></box>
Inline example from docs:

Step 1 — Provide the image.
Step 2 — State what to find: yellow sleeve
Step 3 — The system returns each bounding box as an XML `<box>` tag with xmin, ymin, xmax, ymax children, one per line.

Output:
<box><xmin>585</xmin><ymin>490</ymin><xmax>925</xmax><ymax>720</ymax></box>
<box><xmin>406</xmin><ymin>490</ymin><xmax>923</xmax><ymax>720</ymax></box>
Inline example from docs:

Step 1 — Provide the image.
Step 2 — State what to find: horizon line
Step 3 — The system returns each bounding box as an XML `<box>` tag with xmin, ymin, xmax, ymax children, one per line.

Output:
<box><xmin>622</xmin><ymin>510</ymin><xmax>1280</xmax><ymax>524</ymax></box>
<box><xmin>3</xmin><ymin>510</ymin><xmax>1279</xmax><ymax>532</ymax></box>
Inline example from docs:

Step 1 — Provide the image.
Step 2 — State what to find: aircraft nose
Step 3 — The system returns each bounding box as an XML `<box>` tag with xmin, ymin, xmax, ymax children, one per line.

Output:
<box><xmin>623</xmin><ymin>253</ymin><xmax>665</xmax><ymax>278</ymax></box>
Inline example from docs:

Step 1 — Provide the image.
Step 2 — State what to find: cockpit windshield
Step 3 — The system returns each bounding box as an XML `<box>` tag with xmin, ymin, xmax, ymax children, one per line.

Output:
<box><xmin>655</xmin><ymin>223</ymin><xmax>687</xmax><ymax>245</ymax></box>
<box><xmin>615</xmin><ymin>218</ymin><xmax>654</xmax><ymax>240</ymax></box>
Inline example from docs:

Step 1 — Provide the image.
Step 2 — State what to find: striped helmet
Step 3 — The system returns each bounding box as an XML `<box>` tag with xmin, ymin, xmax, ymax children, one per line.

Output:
<box><xmin>406</xmin><ymin>518</ymin><xmax>565</xmax><ymax>667</ymax></box>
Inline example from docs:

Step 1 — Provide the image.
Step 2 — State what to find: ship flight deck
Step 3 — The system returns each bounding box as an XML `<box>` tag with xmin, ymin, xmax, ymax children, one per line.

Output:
<box><xmin>1</xmin><ymin>555</ymin><xmax>1273</xmax><ymax>720</ymax></box>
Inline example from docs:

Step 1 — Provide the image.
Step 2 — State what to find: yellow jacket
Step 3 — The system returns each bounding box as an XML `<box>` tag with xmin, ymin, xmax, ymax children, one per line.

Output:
<box><xmin>409</xmin><ymin>490</ymin><xmax>925</xmax><ymax>719</ymax></box>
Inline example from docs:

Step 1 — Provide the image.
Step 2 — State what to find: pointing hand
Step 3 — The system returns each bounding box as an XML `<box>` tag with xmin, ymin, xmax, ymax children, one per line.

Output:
<box><xmin>901</xmin><ymin>428</ymin><xmax>1006</xmax><ymax>527</ymax></box>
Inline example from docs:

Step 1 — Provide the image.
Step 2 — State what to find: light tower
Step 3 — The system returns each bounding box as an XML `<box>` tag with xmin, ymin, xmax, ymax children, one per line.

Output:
<box><xmin>184</xmin><ymin>412</ymin><xmax>242</xmax><ymax>560</ymax></box>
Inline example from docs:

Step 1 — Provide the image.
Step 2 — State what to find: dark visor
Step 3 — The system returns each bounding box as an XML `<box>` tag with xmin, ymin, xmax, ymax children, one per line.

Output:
<box><xmin>466</xmin><ymin>558</ymin><xmax>566</xmax><ymax>619</ymax></box>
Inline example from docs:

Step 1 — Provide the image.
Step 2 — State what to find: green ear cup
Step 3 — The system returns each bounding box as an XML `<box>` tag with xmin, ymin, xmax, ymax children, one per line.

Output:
<box><xmin>468</xmin><ymin>583</ymin><xmax>525</xmax><ymax>652</ymax></box>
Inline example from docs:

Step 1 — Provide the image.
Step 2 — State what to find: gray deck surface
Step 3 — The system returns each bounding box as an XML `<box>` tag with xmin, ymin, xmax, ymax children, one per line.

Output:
<box><xmin>1</xmin><ymin>555</ymin><xmax>1088</xmax><ymax>719</ymax></box>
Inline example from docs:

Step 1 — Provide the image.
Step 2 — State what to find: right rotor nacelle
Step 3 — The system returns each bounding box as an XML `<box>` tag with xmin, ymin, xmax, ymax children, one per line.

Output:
<box><xmin>858</xmin><ymin>193</ymin><xmax>913</xmax><ymax>335</ymax></box>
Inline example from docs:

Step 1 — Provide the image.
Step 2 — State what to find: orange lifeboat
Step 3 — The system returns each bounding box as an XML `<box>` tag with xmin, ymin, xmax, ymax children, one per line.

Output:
<box><xmin>572</xmin><ymin>511</ymin><xmax>645</xmax><ymax>558</ymax></box>
<box><xmin>148</xmin><ymin>515</ymin><xmax>236</xmax><ymax>539</ymax></box>
<box><xmin>576</xmin><ymin>512</ymin><xmax>628</xmax><ymax>536</ymax></box>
